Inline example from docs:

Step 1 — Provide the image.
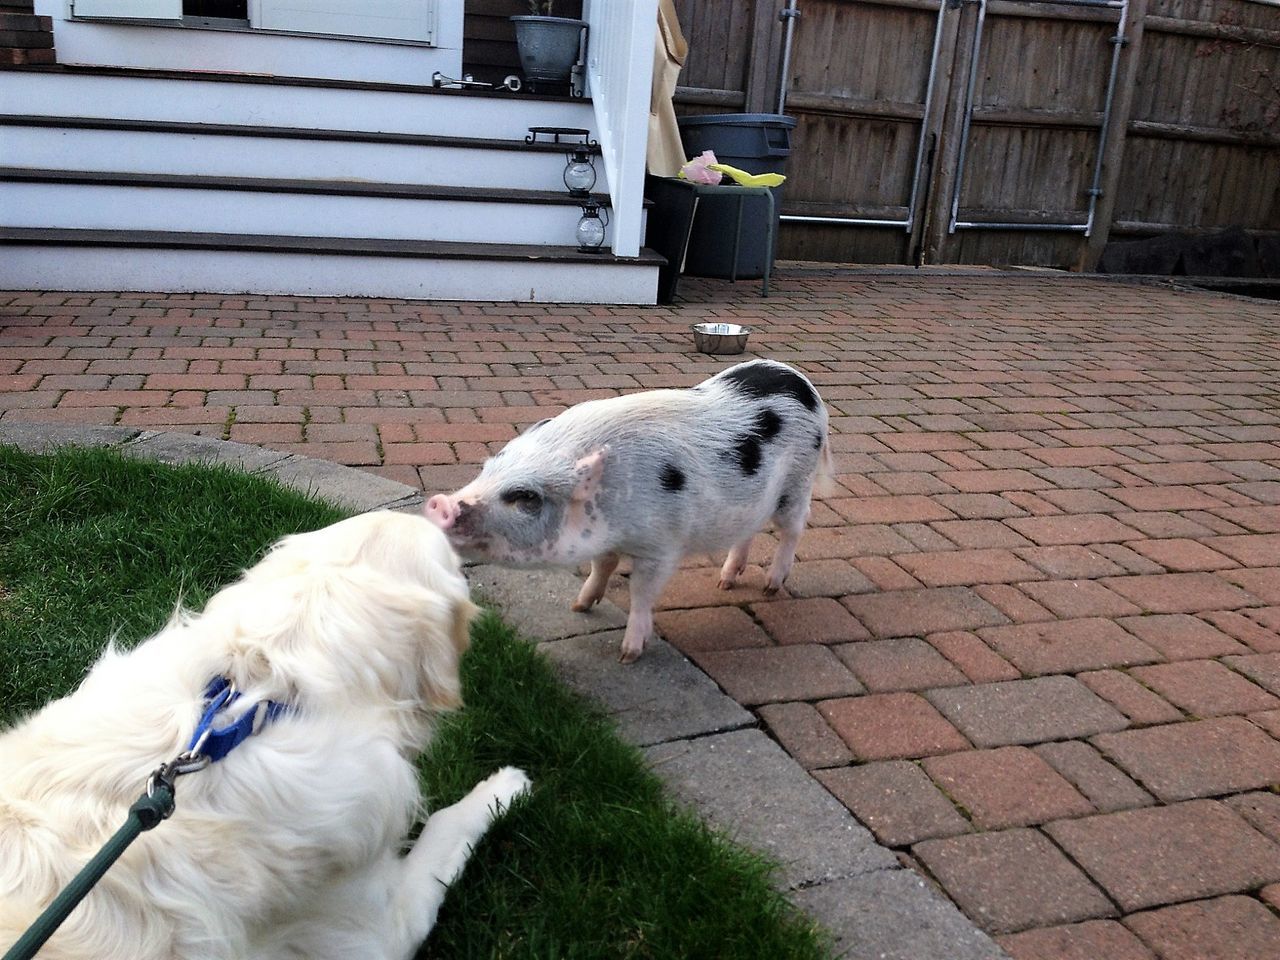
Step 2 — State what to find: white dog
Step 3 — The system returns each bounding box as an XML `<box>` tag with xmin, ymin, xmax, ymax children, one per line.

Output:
<box><xmin>0</xmin><ymin>511</ymin><xmax>530</xmax><ymax>960</ymax></box>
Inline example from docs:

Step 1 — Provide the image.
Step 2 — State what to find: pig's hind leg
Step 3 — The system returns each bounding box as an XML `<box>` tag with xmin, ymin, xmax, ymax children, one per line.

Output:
<box><xmin>765</xmin><ymin>491</ymin><xmax>812</xmax><ymax>595</ymax></box>
<box><xmin>718</xmin><ymin>539</ymin><xmax>752</xmax><ymax>590</ymax></box>
<box><xmin>573</xmin><ymin>552</ymin><xmax>621</xmax><ymax>611</ymax></box>
<box><xmin>620</xmin><ymin>554</ymin><xmax>679</xmax><ymax>663</ymax></box>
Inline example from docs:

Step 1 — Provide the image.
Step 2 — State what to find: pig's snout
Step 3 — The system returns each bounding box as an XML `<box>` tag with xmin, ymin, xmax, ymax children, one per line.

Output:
<box><xmin>425</xmin><ymin>494</ymin><xmax>459</xmax><ymax>530</ymax></box>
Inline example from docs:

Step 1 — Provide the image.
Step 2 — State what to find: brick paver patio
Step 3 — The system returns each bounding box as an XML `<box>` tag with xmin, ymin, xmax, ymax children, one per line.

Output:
<box><xmin>4</xmin><ymin>268</ymin><xmax>1280</xmax><ymax>955</ymax></box>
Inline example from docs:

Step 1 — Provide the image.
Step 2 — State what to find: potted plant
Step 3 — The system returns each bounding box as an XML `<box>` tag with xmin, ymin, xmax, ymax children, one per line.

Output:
<box><xmin>510</xmin><ymin>1</ymin><xmax>588</xmax><ymax>89</ymax></box>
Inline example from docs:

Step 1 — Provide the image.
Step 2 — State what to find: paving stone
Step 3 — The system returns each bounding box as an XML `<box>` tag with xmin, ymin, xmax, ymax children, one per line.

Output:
<box><xmin>692</xmin><ymin>645</ymin><xmax>864</xmax><ymax>705</ymax></box>
<box><xmin>973</xmin><ymin>583</ymin><xmax>1056</xmax><ymax>623</ymax></box>
<box><xmin>751</xmin><ymin>597</ymin><xmax>871</xmax><ymax>644</ymax></box>
<box><xmin>757</xmin><ymin>701</ymin><xmax>853</xmax><ymax>769</ymax></box>
<box><xmin>122</xmin><ymin>429</ymin><xmax>295</xmax><ymax>474</ymax></box>
<box><xmin>538</xmin><ymin>631</ymin><xmax>752</xmax><ymax>747</ymax></box>
<box><xmin>1223</xmin><ymin>790</ymin><xmax>1280</xmax><ymax>845</ymax></box>
<box><xmin>0</xmin><ymin>421</ymin><xmax>140</xmax><ymax>452</ymax></box>
<box><xmin>794</xmin><ymin>523</ymin><xmax>916</xmax><ymax>560</ymax></box>
<box><xmin>1222</xmin><ymin>567</ymin><xmax>1280</xmax><ymax>603</ymax></box>
<box><xmin>1128</xmin><ymin>538</ymin><xmax>1239</xmax><ymax>572</ymax></box>
<box><xmin>782</xmin><ymin>558</ymin><xmax>877</xmax><ymax>598</ymax></box>
<box><xmin>792</xmin><ymin>870</ymin><xmax>1007</xmax><ymax>960</ymax></box>
<box><xmin>1116</xmin><ymin>613</ymin><xmax>1248</xmax><ymax>660</ymax></box>
<box><xmin>819</xmin><ymin>692</ymin><xmax>971</xmax><ymax>760</ymax></box>
<box><xmin>1015</xmin><ymin>544</ymin><xmax>1126</xmax><ymax>579</ymax></box>
<box><xmin>643</xmin><ymin>729</ymin><xmax>896</xmax><ymax>889</ymax></box>
<box><xmin>841</xmin><ymin>586</ymin><xmax>1010</xmax><ymax>638</ymax></box>
<box><xmin>1204</xmin><ymin>532</ymin><xmax>1280</xmax><ymax>566</ymax></box>
<box><xmin>1123</xmin><ymin>896</ymin><xmax>1280</xmax><ymax>960</ymax></box>
<box><xmin>833</xmin><ymin>637</ymin><xmax>970</xmax><ymax>692</ymax></box>
<box><xmin>1100</xmin><ymin>572</ymin><xmax>1260</xmax><ymax>614</ymax></box>
<box><xmin>913</xmin><ymin>828</ymin><xmax>1116</xmax><ymax>934</ymax></box>
<box><xmin>1225</xmin><ymin>651</ymin><xmax>1280</xmax><ymax>695</ymax></box>
<box><xmin>896</xmin><ymin>548</ymin><xmax>1044</xmax><ymax>587</ymax></box>
<box><xmin>815</xmin><ymin>760</ymin><xmax>971</xmax><ymax>846</ymax></box>
<box><xmin>1045</xmin><ymin>799</ymin><xmax>1280</xmax><ymax>911</ymax></box>
<box><xmin>1078</xmin><ymin>669</ymin><xmax>1184</xmax><ymax>726</ymax></box>
<box><xmin>927</xmin><ymin>630</ymin><xmax>1023</xmax><ymax>682</ymax></box>
<box><xmin>922</xmin><ymin>746</ymin><xmax>1094</xmax><ymax>829</ymax></box>
<box><xmin>1203</xmin><ymin>610</ymin><xmax>1280</xmax><ymax>652</ymax></box>
<box><xmin>934</xmin><ymin>493</ymin><xmax>1029</xmax><ymax>519</ymax></box>
<box><xmin>265</xmin><ymin>453</ymin><xmax>421</xmax><ymax>511</ymax></box>
<box><xmin>829</xmin><ymin>494</ymin><xmax>957</xmax><ymax>524</ymax></box>
<box><xmin>1015</xmin><ymin>579</ymin><xmax>1142</xmax><ymax>619</ymax></box>
<box><xmin>652</xmin><ymin>606</ymin><xmax>772</xmax><ymax>654</ymax></box>
<box><xmin>932</xmin><ymin>518</ymin><xmax>1035</xmax><ymax>548</ymax></box>
<box><xmin>1032</xmin><ymin>740</ymin><xmax>1154</xmax><ymax>812</ymax></box>
<box><xmin>997</xmin><ymin>920</ymin><xmax>1157</xmax><ymax>960</ymax></box>
<box><xmin>1262</xmin><ymin>883</ymin><xmax>1280</xmax><ymax>912</ymax></box>
<box><xmin>1247</xmin><ymin>708</ymin><xmax>1280</xmax><ymax>738</ymax></box>
<box><xmin>1006</xmin><ymin>513</ymin><xmax>1140</xmax><ymax>545</ymax></box>
<box><xmin>927</xmin><ymin>676</ymin><xmax>1129</xmax><ymax>748</ymax></box>
<box><xmin>1129</xmin><ymin>659</ymin><xmax>1280</xmax><ymax>716</ymax></box>
<box><xmin>1091</xmin><ymin>717</ymin><xmax>1280</xmax><ymax>801</ymax></box>
<box><xmin>978</xmin><ymin>618</ymin><xmax>1161</xmax><ymax>675</ymax></box>
<box><xmin>467</xmin><ymin>565</ymin><xmax>627</xmax><ymax>642</ymax></box>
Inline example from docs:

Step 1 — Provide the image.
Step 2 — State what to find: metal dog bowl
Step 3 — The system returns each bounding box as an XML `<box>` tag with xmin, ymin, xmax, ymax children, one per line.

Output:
<box><xmin>692</xmin><ymin>322</ymin><xmax>751</xmax><ymax>355</ymax></box>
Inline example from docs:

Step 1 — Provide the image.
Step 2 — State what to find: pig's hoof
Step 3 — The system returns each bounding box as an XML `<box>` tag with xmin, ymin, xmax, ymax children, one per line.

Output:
<box><xmin>717</xmin><ymin>577</ymin><xmax>735</xmax><ymax>591</ymax></box>
<box><xmin>763</xmin><ymin>582</ymin><xmax>782</xmax><ymax>596</ymax></box>
<box><xmin>571</xmin><ymin>599</ymin><xmax>595</xmax><ymax>612</ymax></box>
<box><xmin>618</xmin><ymin>645</ymin><xmax>642</xmax><ymax>664</ymax></box>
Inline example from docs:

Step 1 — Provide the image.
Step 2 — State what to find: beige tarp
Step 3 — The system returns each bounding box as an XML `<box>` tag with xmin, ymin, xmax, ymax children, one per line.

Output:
<box><xmin>647</xmin><ymin>0</ymin><xmax>688</xmax><ymax>177</ymax></box>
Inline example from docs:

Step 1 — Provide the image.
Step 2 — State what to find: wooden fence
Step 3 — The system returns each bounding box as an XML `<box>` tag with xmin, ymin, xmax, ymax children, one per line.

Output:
<box><xmin>671</xmin><ymin>0</ymin><xmax>1280</xmax><ymax>268</ymax></box>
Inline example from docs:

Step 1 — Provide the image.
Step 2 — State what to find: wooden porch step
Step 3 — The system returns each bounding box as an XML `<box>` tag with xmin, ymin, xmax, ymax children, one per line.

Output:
<box><xmin>0</xmin><ymin>114</ymin><xmax>602</xmax><ymax>155</ymax></box>
<box><xmin>9</xmin><ymin>63</ymin><xmax>590</xmax><ymax>103</ymax></box>
<box><xmin>0</xmin><ymin>227</ymin><xmax>664</xmax><ymax>304</ymax></box>
<box><xmin>0</xmin><ymin>166</ymin><xmax>610</xmax><ymax>207</ymax></box>
<box><xmin>0</xmin><ymin>226</ymin><xmax>664</xmax><ymax>265</ymax></box>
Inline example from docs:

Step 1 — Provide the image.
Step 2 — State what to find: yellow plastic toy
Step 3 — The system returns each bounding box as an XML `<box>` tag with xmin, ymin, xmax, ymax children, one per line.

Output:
<box><xmin>707</xmin><ymin>163</ymin><xmax>786</xmax><ymax>188</ymax></box>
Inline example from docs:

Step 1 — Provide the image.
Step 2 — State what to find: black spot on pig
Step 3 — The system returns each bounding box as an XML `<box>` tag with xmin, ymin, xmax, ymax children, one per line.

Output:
<box><xmin>724</xmin><ymin>435</ymin><xmax>762</xmax><ymax>475</ymax></box>
<box><xmin>777</xmin><ymin>493</ymin><xmax>791</xmax><ymax>513</ymax></box>
<box><xmin>753</xmin><ymin>408</ymin><xmax>783</xmax><ymax>442</ymax></box>
<box><xmin>722</xmin><ymin>362</ymin><xmax>818</xmax><ymax>411</ymax></box>
<box><xmin>660</xmin><ymin>462</ymin><xmax>686</xmax><ymax>492</ymax></box>
<box><xmin>813</xmin><ymin>433</ymin><xmax>823</xmax><ymax>451</ymax></box>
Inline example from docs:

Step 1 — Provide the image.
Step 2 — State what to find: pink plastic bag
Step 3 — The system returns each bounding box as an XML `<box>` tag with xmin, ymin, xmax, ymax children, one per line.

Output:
<box><xmin>679</xmin><ymin>150</ymin><xmax>723</xmax><ymax>185</ymax></box>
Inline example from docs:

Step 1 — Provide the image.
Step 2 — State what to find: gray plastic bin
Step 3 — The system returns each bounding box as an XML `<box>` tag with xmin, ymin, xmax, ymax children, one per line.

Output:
<box><xmin>677</xmin><ymin>113</ymin><xmax>796</xmax><ymax>280</ymax></box>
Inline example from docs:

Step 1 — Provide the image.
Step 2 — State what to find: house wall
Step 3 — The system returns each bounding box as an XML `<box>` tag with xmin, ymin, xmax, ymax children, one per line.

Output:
<box><xmin>33</xmin><ymin>0</ymin><xmax>464</xmax><ymax>84</ymax></box>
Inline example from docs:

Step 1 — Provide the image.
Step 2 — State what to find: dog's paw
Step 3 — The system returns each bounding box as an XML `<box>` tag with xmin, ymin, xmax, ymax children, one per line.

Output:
<box><xmin>481</xmin><ymin>766</ymin><xmax>532</xmax><ymax>814</ymax></box>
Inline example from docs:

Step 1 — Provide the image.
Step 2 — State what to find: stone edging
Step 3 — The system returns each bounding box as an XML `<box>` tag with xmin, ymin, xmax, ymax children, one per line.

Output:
<box><xmin>1</xmin><ymin>422</ymin><xmax>1006</xmax><ymax>960</ymax></box>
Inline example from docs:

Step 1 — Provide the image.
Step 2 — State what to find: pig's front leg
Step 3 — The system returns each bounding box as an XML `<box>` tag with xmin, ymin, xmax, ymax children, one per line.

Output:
<box><xmin>718</xmin><ymin>539</ymin><xmax>752</xmax><ymax>590</ymax></box>
<box><xmin>573</xmin><ymin>552</ymin><xmax>621</xmax><ymax>612</ymax></box>
<box><xmin>619</xmin><ymin>555</ymin><xmax>678</xmax><ymax>663</ymax></box>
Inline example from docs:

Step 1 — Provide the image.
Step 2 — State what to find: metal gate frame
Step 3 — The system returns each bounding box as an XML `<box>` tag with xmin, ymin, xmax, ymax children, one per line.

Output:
<box><xmin>946</xmin><ymin>0</ymin><xmax>1133</xmax><ymax>236</ymax></box>
<box><xmin>776</xmin><ymin>0</ymin><xmax>951</xmax><ymax>233</ymax></box>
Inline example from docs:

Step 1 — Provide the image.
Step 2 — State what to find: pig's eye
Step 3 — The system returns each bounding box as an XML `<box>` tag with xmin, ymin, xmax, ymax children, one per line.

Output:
<box><xmin>501</xmin><ymin>488</ymin><xmax>544</xmax><ymax>513</ymax></box>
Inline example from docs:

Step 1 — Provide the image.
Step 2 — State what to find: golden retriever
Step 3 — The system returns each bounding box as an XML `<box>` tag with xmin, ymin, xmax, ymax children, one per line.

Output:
<box><xmin>0</xmin><ymin>511</ymin><xmax>529</xmax><ymax>960</ymax></box>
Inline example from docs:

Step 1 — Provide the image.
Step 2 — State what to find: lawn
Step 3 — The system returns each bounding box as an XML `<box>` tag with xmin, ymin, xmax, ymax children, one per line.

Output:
<box><xmin>0</xmin><ymin>444</ymin><xmax>829</xmax><ymax>960</ymax></box>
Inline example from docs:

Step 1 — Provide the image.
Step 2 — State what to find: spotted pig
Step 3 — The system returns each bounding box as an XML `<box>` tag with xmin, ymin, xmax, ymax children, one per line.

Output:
<box><xmin>424</xmin><ymin>359</ymin><xmax>831</xmax><ymax>662</ymax></box>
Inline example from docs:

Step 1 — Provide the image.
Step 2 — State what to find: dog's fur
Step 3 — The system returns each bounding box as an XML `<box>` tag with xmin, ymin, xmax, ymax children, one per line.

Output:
<box><xmin>0</xmin><ymin>511</ymin><xmax>529</xmax><ymax>960</ymax></box>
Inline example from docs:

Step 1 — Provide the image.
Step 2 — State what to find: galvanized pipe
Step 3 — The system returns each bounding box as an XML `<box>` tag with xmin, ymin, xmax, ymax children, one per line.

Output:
<box><xmin>776</xmin><ymin>0</ymin><xmax>801</xmax><ymax>114</ymax></box>
<box><xmin>953</xmin><ymin>221</ymin><xmax>1088</xmax><ymax>231</ymax></box>
<box><xmin>948</xmin><ymin>0</ymin><xmax>988</xmax><ymax>234</ymax></box>
<box><xmin>1083</xmin><ymin>0</ymin><xmax>1130</xmax><ymax>237</ymax></box>
<box><xmin>902</xmin><ymin>0</ymin><xmax>949</xmax><ymax>232</ymax></box>
<box><xmin>782</xmin><ymin>214</ymin><xmax>913</xmax><ymax>227</ymax></box>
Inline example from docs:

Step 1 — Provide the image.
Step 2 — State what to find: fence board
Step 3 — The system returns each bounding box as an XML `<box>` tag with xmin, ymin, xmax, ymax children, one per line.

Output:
<box><xmin>670</xmin><ymin>0</ymin><xmax>1280</xmax><ymax>267</ymax></box>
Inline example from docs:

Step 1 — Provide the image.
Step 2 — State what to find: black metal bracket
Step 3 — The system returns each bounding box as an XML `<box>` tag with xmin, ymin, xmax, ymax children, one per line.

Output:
<box><xmin>526</xmin><ymin>127</ymin><xmax>597</xmax><ymax>147</ymax></box>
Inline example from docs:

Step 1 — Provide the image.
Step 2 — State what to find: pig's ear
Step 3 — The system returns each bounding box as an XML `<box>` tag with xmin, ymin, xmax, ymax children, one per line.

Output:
<box><xmin>571</xmin><ymin>447</ymin><xmax>607</xmax><ymax>504</ymax></box>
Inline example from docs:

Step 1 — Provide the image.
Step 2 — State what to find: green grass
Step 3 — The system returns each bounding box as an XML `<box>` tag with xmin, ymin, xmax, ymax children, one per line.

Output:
<box><xmin>0</xmin><ymin>444</ymin><xmax>829</xmax><ymax>960</ymax></box>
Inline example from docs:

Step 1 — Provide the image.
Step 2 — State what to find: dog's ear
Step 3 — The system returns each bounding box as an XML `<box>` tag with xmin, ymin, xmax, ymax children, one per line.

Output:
<box><xmin>415</xmin><ymin>587</ymin><xmax>477</xmax><ymax>714</ymax></box>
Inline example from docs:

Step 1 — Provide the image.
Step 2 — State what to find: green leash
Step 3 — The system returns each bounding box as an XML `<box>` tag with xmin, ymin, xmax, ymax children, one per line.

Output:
<box><xmin>1</xmin><ymin>753</ymin><xmax>206</xmax><ymax>960</ymax></box>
